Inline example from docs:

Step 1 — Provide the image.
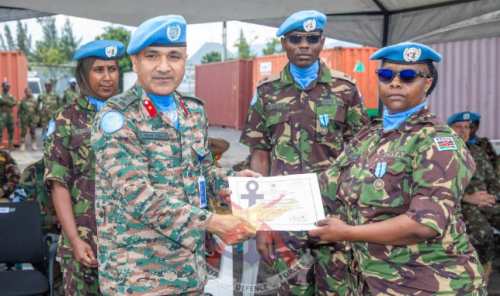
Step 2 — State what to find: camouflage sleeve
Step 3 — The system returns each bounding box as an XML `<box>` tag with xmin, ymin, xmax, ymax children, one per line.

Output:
<box><xmin>342</xmin><ymin>86</ymin><xmax>369</xmax><ymax>143</ymax></box>
<box><xmin>3</xmin><ymin>154</ymin><xmax>20</xmax><ymax>195</ymax></box>
<box><xmin>10</xmin><ymin>96</ymin><xmax>17</xmax><ymax>107</ymax></box>
<box><xmin>19</xmin><ymin>167</ymin><xmax>37</xmax><ymax>200</ymax></box>
<box><xmin>479</xmin><ymin>149</ymin><xmax>500</xmax><ymax>199</ymax></box>
<box><xmin>92</xmin><ymin>112</ymin><xmax>213</xmax><ymax>251</ymax></box>
<box><xmin>319</xmin><ymin>153</ymin><xmax>345</xmax><ymax>217</ymax></box>
<box><xmin>43</xmin><ymin>111</ymin><xmax>72</xmax><ymax>192</ymax></box>
<box><xmin>405</xmin><ymin>135</ymin><xmax>476</xmax><ymax>236</ymax></box>
<box><xmin>497</xmin><ymin>156</ymin><xmax>500</xmax><ymax>179</ymax></box>
<box><xmin>239</xmin><ymin>89</ymin><xmax>271</xmax><ymax>151</ymax></box>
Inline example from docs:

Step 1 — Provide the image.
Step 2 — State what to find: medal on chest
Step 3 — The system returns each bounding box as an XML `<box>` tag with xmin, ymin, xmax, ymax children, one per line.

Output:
<box><xmin>374</xmin><ymin>162</ymin><xmax>387</xmax><ymax>190</ymax></box>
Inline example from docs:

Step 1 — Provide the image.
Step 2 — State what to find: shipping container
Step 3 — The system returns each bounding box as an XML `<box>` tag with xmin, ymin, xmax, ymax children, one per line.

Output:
<box><xmin>428</xmin><ymin>37</ymin><xmax>500</xmax><ymax>141</ymax></box>
<box><xmin>0</xmin><ymin>51</ymin><xmax>28</xmax><ymax>146</ymax></box>
<box><xmin>196</xmin><ymin>59</ymin><xmax>253</xmax><ymax>130</ymax></box>
<box><xmin>253</xmin><ymin>47</ymin><xmax>379</xmax><ymax>112</ymax></box>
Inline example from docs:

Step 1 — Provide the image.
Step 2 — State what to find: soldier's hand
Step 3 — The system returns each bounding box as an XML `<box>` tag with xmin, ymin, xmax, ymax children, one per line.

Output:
<box><xmin>235</xmin><ymin>169</ymin><xmax>262</xmax><ymax>178</ymax></box>
<box><xmin>463</xmin><ymin>191</ymin><xmax>496</xmax><ymax>207</ymax></box>
<box><xmin>207</xmin><ymin>214</ymin><xmax>256</xmax><ymax>245</ymax></box>
<box><xmin>72</xmin><ymin>238</ymin><xmax>98</xmax><ymax>268</ymax></box>
<box><xmin>256</xmin><ymin>231</ymin><xmax>275</xmax><ymax>266</ymax></box>
<box><xmin>309</xmin><ymin>215</ymin><xmax>350</xmax><ymax>242</ymax></box>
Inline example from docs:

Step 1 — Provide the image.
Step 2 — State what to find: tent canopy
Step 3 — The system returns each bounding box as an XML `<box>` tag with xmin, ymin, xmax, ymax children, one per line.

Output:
<box><xmin>2</xmin><ymin>0</ymin><xmax>500</xmax><ymax>47</ymax></box>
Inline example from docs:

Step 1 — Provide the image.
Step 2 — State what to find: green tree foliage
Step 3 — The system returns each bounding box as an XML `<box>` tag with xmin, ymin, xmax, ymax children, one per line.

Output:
<box><xmin>201</xmin><ymin>51</ymin><xmax>222</xmax><ymax>64</ymax></box>
<box><xmin>0</xmin><ymin>24</ymin><xmax>16</xmax><ymax>50</ymax></box>
<box><xmin>16</xmin><ymin>21</ymin><xmax>32</xmax><ymax>58</ymax></box>
<box><xmin>262</xmin><ymin>37</ymin><xmax>283</xmax><ymax>55</ymax></box>
<box><xmin>60</xmin><ymin>18</ymin><xmax>82</xmax><ymax>61</ymax></box>
<box><xmin>95</xmin><ymin>26</ymin><xmax>132</xmax><ymax>91</ymax></box>
<box><xmin>234</xmin><ymin>29</ymin><xmax>256</xmax><ymax>59</ymax></box>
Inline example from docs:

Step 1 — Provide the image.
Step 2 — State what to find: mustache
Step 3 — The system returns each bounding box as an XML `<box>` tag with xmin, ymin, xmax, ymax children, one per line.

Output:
<box><xmin>152</xmin><ymin>75</ymin><xmax>175</xmax><ymax>79</ymax></box>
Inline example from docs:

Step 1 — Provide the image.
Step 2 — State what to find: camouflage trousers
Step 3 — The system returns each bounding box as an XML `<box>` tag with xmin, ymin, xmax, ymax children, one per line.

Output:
<box><xmin>0</xmin><ymin>115</ymin><xmax>14</xmax><ymax>145</ymax></box>
<box><xmin>271</xmin><ymin>231</ymin><xmax>349</xmax><ymax>296</ymax></box>
<box><xmin>20</xmin><ymin>118</ymin><xmax>37</xmax><ymax>143</ymax></box>
<box><xmin>462</xmin><ymin>203</ymin><xmax>500</xmax><ymax>264</ymax></box>
<box><xmin>61</xmin><ymin>257</ymin><xmax>101</xmax><ymax>296</ymax></box>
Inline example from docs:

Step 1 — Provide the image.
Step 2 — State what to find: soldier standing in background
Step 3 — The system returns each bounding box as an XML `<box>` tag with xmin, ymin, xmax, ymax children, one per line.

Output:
<box><xmin>469</xmin><ymin>112</ymin><xmax>498</xmax><ymax>170</ymax></box>
<box><xmin>61</xmin><ymin>77</ymin><xmax>80</xmax><ymax>106</ymax></box>
<box><xmin>0</xmin><ymin>148</ymin><xmax>20</xmax><ymax>202</ymax></box>
<box><xmin>38</xmin><ymin>81</ymin><xmax>60</xmax><ymax>133</ymax></box>
<box><xmin>17</xmin><ymin>87</ymin><xmax>39</xmax><ymax>151</ymax></box>
<box><xmin>0</xmin><ymin>82</ymin><xmax>18</xmax><ymax>150</ymax></box>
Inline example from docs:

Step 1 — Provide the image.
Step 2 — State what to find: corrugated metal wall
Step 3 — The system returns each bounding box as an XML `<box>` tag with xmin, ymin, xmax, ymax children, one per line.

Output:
<box><xmin>0</xmin><ymin>51</ymin><xmax>28</xmax><ymax>146</ymax></box>
<box><xmin>429</xmin><ymin>37</ymin><xmax>500</xmax><ymax>140</ymax></box>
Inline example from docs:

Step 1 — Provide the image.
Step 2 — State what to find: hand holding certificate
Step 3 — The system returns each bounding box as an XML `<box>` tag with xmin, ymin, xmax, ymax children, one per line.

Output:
<box><xmin>228</xmin><ymin>173</ymin><xmax>325</xmax><ymax>231</ymax></box>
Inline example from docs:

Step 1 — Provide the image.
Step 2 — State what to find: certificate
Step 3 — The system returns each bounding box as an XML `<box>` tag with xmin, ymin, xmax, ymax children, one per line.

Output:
<box><xmin>228</xmin><ymin>173</ymin><xmax>325</xmax><ymax>231</ymax></box>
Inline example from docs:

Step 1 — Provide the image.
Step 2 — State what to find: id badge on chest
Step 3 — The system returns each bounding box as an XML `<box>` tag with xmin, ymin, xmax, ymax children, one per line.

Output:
<box><xmin>198</xmin><ymin>155</ymin><xmax>207</xmax><ymax>208</ymax></box>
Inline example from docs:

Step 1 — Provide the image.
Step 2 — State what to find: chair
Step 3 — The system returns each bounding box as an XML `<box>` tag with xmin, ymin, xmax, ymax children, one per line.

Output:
<box><xmin>0</xmin><ymin>201</ymin><xmax>57</xmax><ymax>296</ymax></box>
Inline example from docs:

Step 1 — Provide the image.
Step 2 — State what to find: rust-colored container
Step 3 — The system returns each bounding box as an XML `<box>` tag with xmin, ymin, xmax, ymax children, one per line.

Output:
<box><xmin>196</xmin><ymin>59</ymin><xmax>254</xmax><ymax>130</ymax></box>
<box><xmin>0</xmin><ymin>51</ymin><xmax>28</xmax><ymax>146</ymax></box>
<box><xmin>253</xmin><ymin>47</ymin><xmax>379</xmax><ymax>110</ymax></box>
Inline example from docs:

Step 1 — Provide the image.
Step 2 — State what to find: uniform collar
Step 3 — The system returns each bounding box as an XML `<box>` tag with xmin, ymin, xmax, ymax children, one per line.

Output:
<box><xmin>372</xmin><ymin>105</ymin><xmax>434</xmax><ymax>132</ymax></box>
<box><xmin>280</xmin><ymin>60</ymin><xmax>331</xmax><ymax>88</ymax></box>
<box><xmin>132</xmin><ymin>83</ymin><xmax>188</xmax><ymax>123</ymax></box>
<box><xmin>77</xmin><ymin>95</ymin><xmax>97</xmax><ymax>112</ymax></box>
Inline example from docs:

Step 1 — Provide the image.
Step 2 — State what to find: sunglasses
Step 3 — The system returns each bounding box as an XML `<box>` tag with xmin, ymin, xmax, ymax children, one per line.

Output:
<box><xmin>375</xmin><ymin>69</ymin><xmax>430</xmax><ymax>83</ymax></box>
<box><xmin>283</xmin><ymin>34</ymin><xmax>322</xmax><ymax>45</ymax></box>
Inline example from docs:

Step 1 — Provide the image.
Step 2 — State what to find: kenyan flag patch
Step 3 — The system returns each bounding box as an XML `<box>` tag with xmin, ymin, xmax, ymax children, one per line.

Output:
<box><xmin>433</xmin><ymin>136</ymin><xmax>457</xmax><ymax>151</ymax></box>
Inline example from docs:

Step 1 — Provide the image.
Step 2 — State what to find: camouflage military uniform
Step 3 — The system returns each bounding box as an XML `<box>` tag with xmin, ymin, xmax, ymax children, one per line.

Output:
<box><xmin>91</xmin><ymin>84</ymin><xmax>235</xmax><ymax>295</ymax></box>
<box><xmin>44</xmin><ymin>95</ymin><xmax>100</xmax><ymax>295</ymax></box>
<box><xmin>0</xmin><ymin>149</ymin><xmax>20</xmax><ymax>201</ymax></box>
<box><xmin>39</xmin><ymin>91</ymin><xmax>61</xmax><ymax>133</ymax></box>
<box><xmin>19</xmin><ymin>159</ymin><xmax>63</xmax><ymax>294</ymax></box>
<box><xmin>473</xmin><ymin>136</ymin><xmax>498</xmax><ymax>170</ymax></box>
<box><xmin>17</xmin><ymin>96</ymin><xmax>39</xmax><ymax>144</ymax></box>
<box><xmin>462</xmin><ymin>143</ymin><xmax>500</xmax><ymax>264</ymax></box>
<box><xmin>62</xmin><ymin>87</ymin><xmax>80</xmax><ymax>106</ymax></box>
<box><xmin>240</xmin><ymin>61</ymin><xmax>369</xmax><ymax>295</ymax></box>
<box><xmin>319</xmin><ymin>106</ymin><xmax>485</xmax><ymax>295</ymax></box>
<box><xmin>0</xmin><ymin>92</ymin><xmax>17</xmax><ymax>146</ymax></box>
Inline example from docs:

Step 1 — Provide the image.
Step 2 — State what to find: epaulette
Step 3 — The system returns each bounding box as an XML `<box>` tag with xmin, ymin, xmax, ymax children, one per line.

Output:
<box><xmin>106</xmin><ymin>91</ymin><xmax>139</xmax><ymax>111</ymax></box>
<box><xmin>330</xmin><ymin>69</ymin><xmax>356</xmax><ymax>84</ymax></box>
<box><xmin>257</xmin><ymin>72</ymin><xmax>281</xmax><ymax>88</ymax></box>
<box><xmin>181</xmin><ymin>94</ymin><xmax>205</xmax><ymax>105</ymax></box>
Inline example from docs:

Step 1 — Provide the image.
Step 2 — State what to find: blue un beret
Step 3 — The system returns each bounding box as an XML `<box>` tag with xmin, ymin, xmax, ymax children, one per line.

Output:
<box><xmin>128</xmin><ymin>15</ymin><xmax>187</xmax><ymax>55</ymax></box>
<box><xmin>276</xmin><ymin>10</ymin><xmax>327</xmax><ymax>37</ymax></box>
<box><xmin>73</xmin><ymin>40</ymin><xmax>125</xmax><ymax>61</ymax></box>
<box><xmin>69</xmin><ymin>77</ymin><xmax>77</xmax><ymax>84</ymax></box>
<box><xmin>446</xmin><ymin>111</ymin><xmax>479</xmax><ymax>125</ymax></box>
<box><xmin>370</xmin><ymin>42</ymin><xmax>442</xmax><ymax>64</ymax></box>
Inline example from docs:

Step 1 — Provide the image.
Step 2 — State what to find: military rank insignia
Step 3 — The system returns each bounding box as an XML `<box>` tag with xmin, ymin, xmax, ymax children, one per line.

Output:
<box><xmin>433</xmin><ymin>136</ymin><xmax>457</xmax><ymax>151</ymax></box>
<box><xmin>143</xmin><ymin>100</ymin><xmax>157</xmax><ymax>117</ymax></box>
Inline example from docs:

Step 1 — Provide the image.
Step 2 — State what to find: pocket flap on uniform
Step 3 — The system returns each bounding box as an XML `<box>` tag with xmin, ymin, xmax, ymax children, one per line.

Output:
<box><xmin>265</xmin><ymin>109</ymin><xmax>290</xmax><ymax>128</ymax></box>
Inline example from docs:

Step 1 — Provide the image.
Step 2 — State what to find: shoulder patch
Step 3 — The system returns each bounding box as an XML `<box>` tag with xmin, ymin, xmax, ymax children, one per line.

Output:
<box><xmin>181</xmin><ymin>94</ymin><xmax>205</xmax><ymax>105</ymax></box>
<box><xmin>257</xmin><ymin>72</ymin><xmax>281</xmax><ymax>88</ymax></box>
<box><xmin>250</xmin><ymin>90</ymin><xmax>258</xmax><ymax>106</ymax></box>
<box><xmin>45</xmin><ymin>120</ymin><xmax>56</xmax><ymax>137</ymax></box>
<box><xmin>106</xmin><ymin>91</ymin><xmax>139</xmax><ymax>111</ymax></box>
<box><xmin>100</xmin><ymin>110</ymin><xmax>125</xmax><ymax>134</ymax></box>
<box><xmin>330</xmin><ymin>69</ymin><xmax>356</xmax><ymax>84</ymax></box>
<box><xmin>433</xmin><ymin>136</ymin><xmax>457</xmax><ymax>151</ymax></box>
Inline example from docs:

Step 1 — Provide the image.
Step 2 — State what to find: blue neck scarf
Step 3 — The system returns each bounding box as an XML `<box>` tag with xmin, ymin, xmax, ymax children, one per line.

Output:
<box><xmin>87</xmin><ymin>96</ymin><xmax>105</xmax><ymax>111</ymax></box>
<box><xmin>289</xmin><ymin>60</ymin><xmax>319</xmax><ymax>90</ymax></box>
<box><xmin>146</xmin><ymin>92</ymin><xmax>179</xmax><ymax>130</ymax></box>
<box><xmin>468</xmin><ymin>135</ymin><xmax>478</xmax><ymax>144</ymax></box>
<box><xmin>383</xmin><ymin>101</ymin><xmax>427</xmax><ymax>131</ymax></box>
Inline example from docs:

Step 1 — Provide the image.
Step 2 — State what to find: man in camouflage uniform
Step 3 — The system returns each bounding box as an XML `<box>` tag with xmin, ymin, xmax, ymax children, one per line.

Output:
<box><xmin>240</xmin><ymin>11</ymin><xmax>369</xmax><ymax>296</ymax></box>
<box><xmin>309</xmin><ymin>43</ymin><xmax>485</xmax><ymax>295</ymax></box>
<box><xmin>448</xmin><ymin>111</ymin><xmax>500</xmax><ymax>284</ymax></box>
<box><xmin>17</xmin><ymin>87</ymin><xmax>39</xmax><ymax>151</ymax></box>
<box><xmin>0</xmin><ymin>82</ymin><xmax>18</xmax><ymax>150</ymax></box>
<box><xmin>468</xmin><ymin>112</ymin><xmax>498</xmax><ymax>170</ymax></box>
<box><xmin>92</xmin><ymin>16</ymin><xmax>257</xmax><ymax>295</ymax></box>
<box><xmin>38</xmin><ymin>81</ymin><xmax>60</xmax><ymax>133</ymax></box>
<box><xmin>18</xmin><ymin>158</ymin><xmax>63</xmax><ymax>295</ymax></box>
<box><xmin>61</xmin><ymin>77</ymin><xmax>80</xmax><ymax>106</ymax></box>
<box><xmin>0</xmin><ymin>148</ymin><xmax>20</xmax><ymax>203</ymax></box>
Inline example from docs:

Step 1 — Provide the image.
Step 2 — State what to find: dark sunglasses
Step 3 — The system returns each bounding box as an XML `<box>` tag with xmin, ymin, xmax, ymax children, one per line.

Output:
<box><xmin>283</xmin><ymin>34</ymin><xmax>322</xmax><ymax>45</ymax></box>
<box><xmin>375</xmin><ymin>68</ymin><xmax>430</xmax><ymax>83</ymax></box>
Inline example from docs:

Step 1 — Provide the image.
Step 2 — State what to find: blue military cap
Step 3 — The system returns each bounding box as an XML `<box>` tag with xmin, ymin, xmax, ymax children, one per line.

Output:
<box><xmin>276</xmin><ymin>10</ymin><xmax>327</xmax><ymax>37</ymax></box>
<box><xmin>469</xmin><ymin>112</ymin><xmax>481</xmax><ymax>123</ymax></box>
<box><xmin>370</xmin><ymin>42</ymin><xmax>442</xmax><ymax>64</ymax></box>
<box><xmin>127</xmin><ymin>15</ymin><xmax>187</xmax><ymax>54</ymax></box>
<box><xmin>73</xmin><ymin>40</ymin><xmax>125</xmax><ymax>61</ymax></box>
<box><xmin>446</xmin><ymin>111</ymin><xmax>476</xmax><ymax>125</ymax></box>
<box><xmin>69</xmin><ymin>77</ymin><xmax>77</xmax><ymax>84</ymax></box>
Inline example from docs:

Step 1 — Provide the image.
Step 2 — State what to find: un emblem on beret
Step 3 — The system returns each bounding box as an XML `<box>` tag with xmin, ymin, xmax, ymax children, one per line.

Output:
<box><xmin>463</xmin><ymin>113</ymin><xmax>470</xmax><ymax>120</ymax></box>
<box><xmin>167</xmin><ymin>24</ymin><xmax>181</xmax><ymax>42</ymax></box>
<box><xmin>403</xmin><ymin>47</ymin><xmax>421</xmax><ymax>62</ymax></box>
<box><xmin>303</xmin><ymin>19</ymin><xmax>316</xmax><ymax>32</ymax></box>
<box><xmin>105</xmin><ymin>46</ymin><xmax>118</xmax><ymax>58</ymax></box>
